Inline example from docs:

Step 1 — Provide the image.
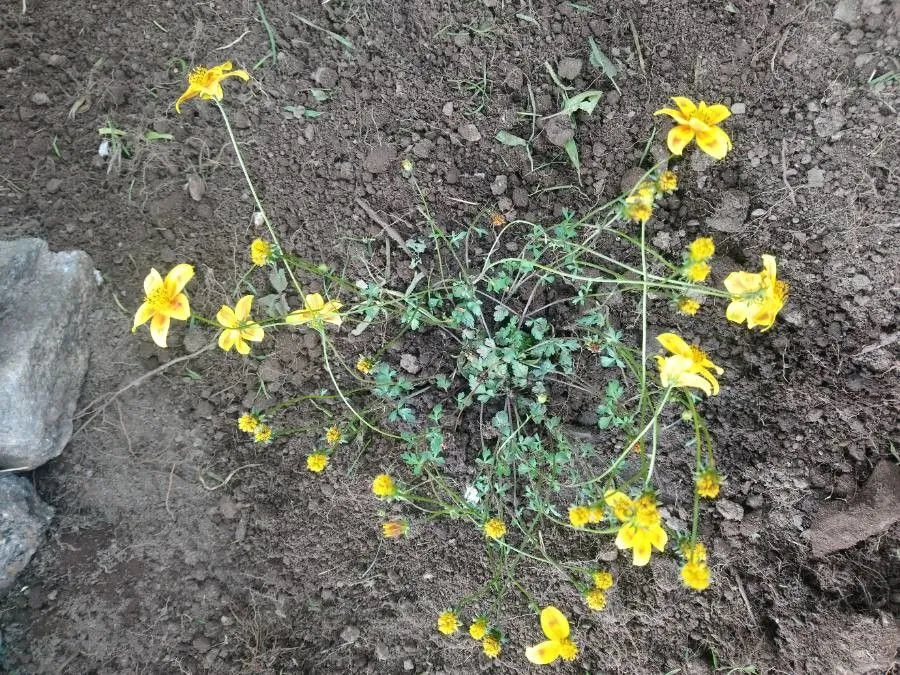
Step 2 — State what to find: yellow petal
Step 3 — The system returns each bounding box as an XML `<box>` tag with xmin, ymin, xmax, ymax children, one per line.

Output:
<box><xmin>761</xmin><ymin>254</ymin><xmax>777</xmax><ymax>280</ymax></box>
<box><xmin>666</xmin><ymin>125</ymin><xmax>695</xmax><ymax>156</ymax></box>
<box><xmin>678</xmin><ymin>371</ymin><xmax>713</xmax><ymax>396</ymax></box>
<box><xmin>671</xmin><ymin>96</ymin><xmax>698</xmax><ymax>117</ymax></box>
<box><xmin>216</xmin><ymin>305</ymin><xmax>237</xmax><ymax>328</ymax></box>
<box><xmin>526</xmin><ymin>640</ymin><xmax>561</xmax><ymax>665</ymax></box>
<box><xmin>657</xmin><ymin>332</ymin><xmax>692</xmax><ymax>358</ymax></box>
<box><xmin>234</xmin><ymin>337</ymin><xmax>250</xmax><ymax>355</ymax></box>
<box><xmin>695</xmin><ymin>126</ymin><xmax>732</xmax><ymax>160</ymax></box>
<box><xmin>540</xmin><ymin>606</ymin><xmax>570</xmax><ymax>641</ymax></box>
<box><xmin>218</xmin><ymin>328</ymin><xmax>237</xmax><ymax>352</ymax></box>
<box><xmin>167</xmin><ymin>293</ymin><xmax>191</xmax><ymax>321</ymax></box>
<box><xmin>616</xmin><ymin>524</ymin><xmax>636</xmax><ymax>549</ymax></box>
<box><xmin>241</xmin><ymin>324</ymin><xmax>265</xmax><ymax>343</ymax></box>
<box><xmin>235</xmin><ymin>295</ymin><xmax>254</xmax><ymax>321</ymax></box>
<box><xmin>174</xmin><ymin>88</ymin><xmax>198</xmax><ymax>113</ymax></box>
<box><xmin>650</xmin><ymin>524</ymin><xmax>668</xmax><ymax>551</ymax></box>
<box><xmin>284</xmin><ymin>309</ymin><xmax>309</xmax><ymax>325</ymax></box>
<box><xmin>653</xmin><ymin>107</ymin><xmax>688</xmax><ymax>125</ymax></box>
<box><xmin>697</xmin><ymin>368</ymin><xmax>720</xmax><ymax>395</ymax></box>
<box><xmin>133</xmin><ymin>302</ymin><xmax>155</xmax><ymax>329</ymax></box>
<box><xmin>224</xmin><ymin>68</ymin><xmax>250</xmax><ymax>82</ymax></box>
<box><xmin>144</xmin><ymin>268</ymin><xmax>163</xmax><ymax>296</ymax></box>
<box><xmin>700</xmin><ymin>102</ymin><xmax>731</xmax><ymax>125</ymax></box>
<box><xmin>150</xmin><ymin>313</ymin><xmax>171</xmax><ymax>348</ymax></box>
<box><xmin>165</xmin><ymin>264</ymin><xmax>195</xmax><ymax>294</ymax></box>
<box><xmin>723</xmin><ymin>270</ymin><xmax>763</xmax><ymax>296</ymax></box>
<box><xmin>305</xmin><ymin>293</ymin><xmax>325</xmax><ymax>311</ymax></box>
<box><xmin>631</xmin><ymin>540</ymin><xmax>652</xmax><ymax>566</ymax></box>
<box><xmin>725</xmin><ymin>299</ymin><xmax>750</xmax><ymax>325</ymax></box>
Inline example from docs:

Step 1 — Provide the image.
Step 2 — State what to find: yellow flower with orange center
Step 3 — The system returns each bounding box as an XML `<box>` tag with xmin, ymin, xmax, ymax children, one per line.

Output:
<box><xmin>175</xmin><ymin>61</ymin><xmax>250</xmax><ymax>113</ymax></box>
<box><xmin>285</xmin><ymin>292</ymin><xmax>343</xmax><ymax>329</ymax></box>
<box><xmin>525</xmin><ymin>606</ymin><xmax>578</xmax><ymax>664</ymax></box>
<box><xmin>655</xmin><ymin>332</ymin><xmax>723</xmax><ymax>396</ymax></box>
<box><xmin>723</xmin><ymin>254</ymin><xmax>788</xmax><ymax>331</ymax></box>
<box><xmin>654</xmin><ymin>97</ymin><xmax>732</xmax><ymax>160</ymax></box>
<box><xmin>604</xmin><ymin>491</ymin><xmax>667</xmax><ymax>566</ymax></box>
<box><xmin>132</xmin><ymin>264</ymin><xmax>194</xmax><ymax>348</ymax></box>
<box><xmin>483</xmin><ymin>518</ymin><xmax>507</xmax><ymax>540</ymax></box>
<box><xmin>382</xmin><ymin>520</ymin><xmax>409</xmax><ymax>538</ymax></box>
<box><xmin>216</xmin><ymin>295</ymin><xmax>265</xmax><ymax>355</ymax></box>
<box><xmin>306</xmin><ymin>453</ymin><xmax>328</xmax><ymax>473</ymax></box>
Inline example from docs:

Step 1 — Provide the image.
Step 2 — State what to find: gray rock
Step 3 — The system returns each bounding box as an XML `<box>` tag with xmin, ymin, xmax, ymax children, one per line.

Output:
<box><xmin>833</xmin><ymin>0</ymin><xmax>858</xmax><ymax>24</ymax></box>
<box><xmin>716</xmin><ymin>499</ymin><xmax>745</xmax><ymax>521</ymax></box>
<box><xmin>806</xmin><ymin>167</ymin><xmax>826</xmax><ymax>188</ymax></box>
<box><xmin>362</xmin><ymin>146</ymin><xmax>396</xmax><ymax>174</ymax></box>
<box><xmin>30</xmin><ymin>92</ymin><xmax>50</xmax><ymax>106</ymax></box>
<box><xmin>0</xmin><ymin>474</ymin><xmax>54</xmax><ymax>590</ymax></box>
<box><xmin>1</xmin><ymin>239</ymin><xmax>95</xmax><ymax>470</ymax></box>
<box><xmin>312</xmin><ymin>66</ymin><xmax>338</xmax><ymax>89</ymax></box>
<box><xmin>490</xmin><ymin>174</ymin><xmax>508</xmax><ymax>196</ymax></box>
<box><xmin>543</xmin><ymin>116</ymin><xmax>575</xmax><ymax>148</ymax></box>
<box><xmin>557</xmin><ymin>57</ymin><xmax>583</xmax><ymax>81</ymax></box>
<box><xmin>457</xmin><ymin>123</ymin><xmax>481</xmax><ymax>143</ymax></box>
<box><xmin>813</xmin><ymin>109</ymin><xmax>846</xmax><ymax>138</ymax></box>
<box><xmin>706</xmin><ymin>189</ymin><xmax>750</xmax><ymax>233</ymax></box>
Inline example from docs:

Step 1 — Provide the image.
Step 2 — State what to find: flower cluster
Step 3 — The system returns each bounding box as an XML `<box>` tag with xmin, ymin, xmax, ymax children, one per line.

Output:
<box><xmin>250</xmin><ymin>238</ymin><xmax>273</xmax><ymax>266</ymax></box>
<box><xmin>621</xmin><ymin>169</ymin><xmax>678</xmax><ymax>224</ymax></box>
<box><xmin>680</xmin><ymin>541</ymin><xmax>711</xmax><ymax>591</ymax></box>
<box><xmin>236</xmin><ymin>413</ymin><xmax>272</xmax><ymax>444</ymax></box>
<box><xmin>584</xmin><ymin>570</ymin><xmax>614</xmax><ymax>611</ymax></box>
<box><xmin>306</xmin><ymin>453</ymin><xmax>328</xmax><ymax>473</ymax></box>
<box><xmin>683</xmin><ymin>236</ymin><xmax>715</xmax><ymax>284</ymax></box>
<box><xmin>483</xmin><ymin>518</ymin><xmax>506</xmax><ymax>540</ymax></box>
<box><xmin>371</xmin><ymin>473</ymin><xmax>398</xmax><ymax>499</ymax></box>
<box><xmin>605</xmin><ymin>491</ymin><xmax>668</xmax><ymax>566</ymax></box>
<box><xmin>525</xmin><ymin>606</ymin><xmax>578</xmax><ymax>665</ymax></box>
<box><xmin>438</xmin><ymin>612</ymin><xmax>502</xmax><ymax>659</ymax></box>
<box><xmin>567</xmin><ymin>504</ymin><xmax>603</xmax><ymax>529</ymax></box>
<box><xmin>696</xmin><ymin>467</ymin><xmax>723</xmax><ymax>499</ymax></box>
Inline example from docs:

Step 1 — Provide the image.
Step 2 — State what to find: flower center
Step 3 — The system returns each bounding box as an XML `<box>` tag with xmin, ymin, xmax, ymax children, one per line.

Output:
<box><xmin>146</xmin><ymin>286</ymin><xmax>172</xmax><ymax>312</ymax></box>
<box><xmin>689</xmin><ymin>345</ymin><xmax>708</xmax><ymax>364</ymax></box>
<box><xmin>774</xmin><ymin>280</ymin><xmax>788</xmax><ymax>302</ymax></box>
<box><xmin>188</xmin><ymin>67</ymin><xmax>214</xmax><ymax>88</ymax></box>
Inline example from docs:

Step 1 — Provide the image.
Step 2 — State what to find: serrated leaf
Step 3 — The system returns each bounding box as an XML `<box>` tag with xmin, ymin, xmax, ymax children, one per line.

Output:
<box><xmin>495</xmin><ymin>130</ymin><xmax>528</xmax><ymax>147</ymax></box>
<box><xmin>269</xmin><ymin>268</ymin><xmax>288</xmax><ymax>293</ymax></box>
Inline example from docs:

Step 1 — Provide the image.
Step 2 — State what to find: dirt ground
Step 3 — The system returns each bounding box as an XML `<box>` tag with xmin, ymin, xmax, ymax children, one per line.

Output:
<box><xmin>1</xmin><ymin>0</ymin><xmax>898</xmax><ymax>673</ymax></box>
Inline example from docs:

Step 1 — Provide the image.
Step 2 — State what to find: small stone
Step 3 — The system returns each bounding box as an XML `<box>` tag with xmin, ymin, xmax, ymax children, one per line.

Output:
<box><xmin>363</xmin><ymin>146</ymin><xmax>396</xmax><ymax>174</ymax></box>
<box><xmin>490</xmin><ymin>174</ymin><xmax>508</xmax><ymax>196</ymax></box>
<box><xmin>45</xmin><ymin>178</ymin><xmax>62</xmax><ymax>194</ymax></box>
<box><xmin>503</xmin><ymin>66</ymin><xmax>524</xmax><ymax>91</ymax></box>
<box><xmin>30</xmin><ymin>92</ymin><xmax>50</xmax><ymax>106</ymax></box>
<box><xmin>746</xmin><ymin>494</ymin><xmax>764</xmax><ymax>510</ymax></box>
<box><xmin>412</xmin><ymin>139</ymin><xmax>433</xmax><ymax>159</ymax></box>
<box><xmin>557</xmin><ymin>57</ymin><xmax>583</xmax><ymax>80</ymax></box>
<box><xmin>0</xmin><ymin>475</ymin><xmax>54</xmax><ymax>590</ymax></box>
<box><xmin>806</xmin><ymin>167</ymin><xmax>826</xmax><ymax>188</ymax></box>
<box><xmin>233</xmin><ymin>112</ymin><xmax>251</xmax><ymax>129</ymax></box>
<box><xmin>511</xmin><ymin>187</ymin><xmax>529</xmax><ymax>209</ymax></box>
<box><xmin>312</xmin><ymin>66</ymin><xmax>338</xmax><ymax>89</ymax></box>
<box><xmin>833</xmin><ymin>0</ymin><xmax>859</xmax><ymax>24</ymax></box>
<box><xmin>458</xmin><ymin>123</ymin><xmax>481</xmax><ymax>142</ymax></box>
<box><xmin>258</xmin><ymin>360</ymin><xmax>282</xmax><ymax>383</ymax></box>
<box><xmin>441</xmin><ymin>102</ymin><xmax>454</xmax><ymax>116</ymax></box>
<box><xmin>814</xmin><ymin>109</ymin><xmax>846</xmax><ymax>138</ymax></box>
<box><xmin>716</xmin><ymin>499</ymin><xmax>745</xmax><ymax>521</ymax></box>
<box><xmin>730</xmin><ymin>102</ymin><xmax>746</xmax><ymax>115</ymax></box>
<box><xmin>187</xmin><ymin>174</ymin><xmax>205</xmax><ymax>201</ymax></box>
<box><xmin>596</xmin><ymin>548</ymin><xmax>618</xmax><ymax>562</ymax></box>
<box><xmin>850</xmin><ymin>274</ymin><xmax>871</xmax><ymax>291</ymax></box>
<box><xmin>403</xmin><ymin>659</ymin><xmax>414</xmax><ymax>671</ymax></box>
<box><xmin>543</xmin><ymin>116</ymin><xmax>575</xmax><ymax>148</ymax></box>
<box><xmin>340</xmin><ymin>626</ymin><xmax>361</xmax><ymax>644</ymax></box>
<box><xmin>706</xmin><ymin>189</ymin><xmax>750</xmax><ymax>233</ymax></box>
<box><xmin>182</xmin><ymin>327</ymin><xmax>208</xmax><ymax>354</ymax></box>
<box><xmin>399</xmin><ymin>353</ymin><xmax>420</xmax><ymax>374</ymax></box>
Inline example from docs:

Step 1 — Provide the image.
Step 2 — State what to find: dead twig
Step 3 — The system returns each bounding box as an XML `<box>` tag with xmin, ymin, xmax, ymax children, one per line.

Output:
<box><xmin>198</xmin><ymin>463</ymin><xmax>262</xmax><ymax>491</ymax></box>
<box><xmin>628</xmin><ymin>19</ymin><xmax>646</xmax><ymax>76</ymax></box>
<box><xmin>780</xmin><ymin>138</ymin><xmax>797</xmax><ymax>206</ymax></box>
<box><xmin>355</xmin><ymin>197</ymin><xmax>409</xmax><ymax>252</ymax></box>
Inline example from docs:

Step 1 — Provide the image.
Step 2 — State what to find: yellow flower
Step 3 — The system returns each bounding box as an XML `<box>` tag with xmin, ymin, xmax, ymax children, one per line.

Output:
<box><xmin>489</xmin><ymin>211</ymin><xmax>507</xmax><ymax>228</ymax></box>
<box><xmin>654</xmin><ymin>97</ymin><xmax>733</xmax><ymax>160</ymax></box>
<box><xmin>655</xmin><ymin>332</ymin><xmax>723</xmax><ymax>396</ymax></box>
<box><xmin>684</xmin><ymin>260</ymin><xmax>711</xmax><ymax>283</ymax></box>
<box><xmin>254</xmin><ymin>424</ymin><xmax>272</xmax><ymax>444</ymax></box>
<box><xmin>250</xmin><ymin>239</ymin><xmax>272</xmax><ymax>266</ymax></box>
<box><xmin>525</xmin><ymin>606</ymin><xmax>578</xmax><ymax>665</ymax></box>
<box><xmin>175</xmin><ymin>61</ymin><xmax>250</xmax><ymax>113</ymax></box>
<box><xmin>325</xmin><ymin>426</ymin><xmax>342</xmax><ymax>446</ymax></box>
<box><xmin>657</xmin><ymin>170</ymin><xmax>678</xmax><ymax>193</ymax></box>
<box><xmin>482</xmin><ymin>635</ymin><xmax>501</xmax><ymax>658</ymax></box>
<box><xmin>237</xmin><ymin>413</ymin><xmax>259</xmax><ymax>433</ymax></box>
<box><xmin>689</xmin><ymin>237</ymin><xmax>715</xmax><ymax>260</ymax></box>
<box><xmin>372</xmin><ymin>474</ymin><xmax>397</xmax><ymax>498</ymax></box>
<box><xmin>680</xmin><ymin>542</ymin><xmax>711</xmax><ymax>591</ymax></box>
<box><xmin>469</xmin><ymin>617</ymin><xmax>488</xmax><ymax>640</ymax></box>
<box><xmin>216</xmin><ymin>295</ymin><xmax>265</xmax><ymax>355</ymax></box>
<box><xmin>483</xmin><ymin>518</ymin><xmax>507</xmax><ymax>540</ymax></box>
<box><xmin>132</xmin><ymin>264</ymin><xmax>194</xmax><ymax>348</ymax></box>
<box><xmin>285</xmin><ymin>292</ymin><xmax>343</xmax><ymax>329</ymax></box>
<box><xmin>382</xmin><ymin>520</ymin><xmax>409</xmax><ymax>538</ymax></box>
<box><xmin>696</xmin><ymin>468</ymin><xmax>722</xmax><ymax>498</ymax></box>
<box><xmin>437</xmin><ymin>610</ymin><xmax>459</xmax><ymax>636</ymax></box>
<box><xmin>605</xmin><ymin>491</ymin><xmax>667</xmax><ymax>566</ymax></box>
<box><xmin>592</xmin><ymin>571</ymin><xmax>614</xmax><ymax>591</ymax></box>
<box><xmin>306</xmin><ymin>453</ymin><xmax>328</xmax><ymax>473</ymax></box>
<box><xmin>568</xmin><ymin>505</ymin><xmax>591</xmax><ymax>529</ymax></box>
<box><xmin>356</xmin><ymin>355</ymin><xmax>375</xmax><ymax>374</ymax></box>
<box><xmin>723</xmin><ymin>254</ymin><xmax>788</xmax><ymax>331</ymax></box>
<box><xmin>587</xmin><ymin>505</ymin><xmax>604</xmax><ymax>524</ymax></box>
<box><xmin>585</xmin><ymin>588</ymin><xmax>606</xmax><ymax>611</ymax></box>
<box><xmin>678</xmin><ymin>298</ymin><xmax>701</xmax><ymax>315</ymax></box>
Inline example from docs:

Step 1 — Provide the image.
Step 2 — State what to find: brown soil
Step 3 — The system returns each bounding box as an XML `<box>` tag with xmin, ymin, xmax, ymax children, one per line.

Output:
<box><xmin>1</xmin><ymin>0</ymin><xmax>899</xmax><ymax>673</ymax></box>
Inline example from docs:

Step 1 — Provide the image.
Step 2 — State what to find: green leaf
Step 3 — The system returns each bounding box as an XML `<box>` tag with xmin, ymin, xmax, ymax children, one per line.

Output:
<box><xmin>142</xmin><ymin>130</ymin><xmax>174</xmax><ymax>142</ymax></box>
<box><xmin>561</xmin><ymin>90</ymin><xmax>603</xmax><ymax>116</ymax></box>
<box><xmin>495</xmin><ymin>130</ymin><xmax>528</xmax><ymax>147</ymax></box>
<box><xmin>564</xmin><ymin>138</ymin><xmax>581</xmax><ymax>175</ymax></box>
<box><xmin>587</xmin><ymin>37</ymin><xmax>620</xmax><ymax>94</ymax></box>
<box><xmin>269</xmin><ymin>268</ymin><xmax>288</xmax><ymax>293</ymax></box>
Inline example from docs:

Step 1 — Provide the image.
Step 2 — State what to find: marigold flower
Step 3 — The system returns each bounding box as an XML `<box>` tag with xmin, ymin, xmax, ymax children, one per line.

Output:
<box><xmin>655</xmin><ymin>332</ymin><xmax>723</xmax><ymax>396</ymax></box>
<box><xmin>238</xmin><ymin>413</ymin><xmax>259</xmax><ymax>433</ymax></box>
<box><xmin>175</xmin><ymin>61</ymin><xmax>250</xmax><ymax>113</ymax></box>
<box><xmin>254</xmin><ymin>424</ymin><xmax>272</xmax><ymax>444</ymax></box>
<box><xmin>678</xmin><ymin>298</ymin><xmax>701</xmax><ymax>316</ymax></box>
<box><xmin>482</xmin><ymin>635</ymin><xmax>501</xmax><ymax>658</ymax></box>
<box><xmin>285</xmin><ymin>292</ymin><xmax>343</xmax><ymax>329</ymax></box>
<box><xmin>724</xmin><ymin>254</ymin><xmax>788</xmax><ymax>331</ymax></box>
<box><xmin>437</xmin><ymin>610</ymin><xmax>459</xmax><ymax>636</ymax></box>
<box><xmin>657</xmin><ymin>170</ymin><xmax>678</xmax><ymax>193</ymax></box>
<box><xmin>605</xmin><ymin>491</ymin><xmax>667</xmax><ymax>566</ymax></box>
<box><xmin>696</xmin><ymin>467</ymin><xmax>722</xmax><ymax>498</ymax></box>
<box><xmin>372</xmin><ymin>473</ymin><xmax>397</xmax><ymax>498</ymax></box>
<box><xmin>525</xmin><ymin>606</ymin><xmax>578</xmax><ymax>665</ymax></box>
<box><xmin>684</xmin><ymin>260</ymin><xmax>711</xmax><ymax>283</ymax></box>
<box><xmin>250</xmin><ymin>238</ymin><xmax>272</xmax><ymax>266</ymax></box>
<box><xmin>654</xmin><ymin>97</ymin><xmax>732</xmax><ymax>160</ymax></box>
<box><xmin>306</xmin><ymin>453</ymin><xmax>328</xmax><ymax>473</ymax></box>
<box><xmin>325</xmin><ymin>426</ymin><xmax>342</xmax><ymax>446</ymax></box>
<box><xmin>584</xmin><ymin>588</ymin><xmax>607</xmax><ymax>611</ymax></box>
<box><xmin>483</xmin><ymin>518</ymin><xmax>507</xmax><ymax>540</ymax></box>
<box><xmin>680</xmin><ymin>542</ymin><xmax>711</xmax><ymax>591</ymax></box>
<box><xmin>132</xmin><ymin>264</ymin><xmax>194</xmax><ymax>348</ymax></box>
<box><xmin>469</xmin><ymin>617</ymin><xmax>488</xmax><ymax>640</ymax></box>
<box><xmin>592</xmin><ymin>571</ymin><xmax>614</xmax><ymax>590</ymax></box>
<box><xmin>356</xmin><ymin>355</ymin><xmax>375</xmax><ymax>374</ymax></box>
<box><xmin>382</xmin><ymin>520</ymin><xmax>409</xmax><ymax>538</ymax></box>
<box><xmin>688</xmin><ymin>237</ymin><xmax>715</xmax><ymax>260</ymax></box>
<box><xmin>216</xmin><ymin>295</ymin><xmax>265</xmax><ymax>355</ymax></box>
<box><xmin>568</xmin><ymin>505</ymin><xmax>591</xmax><ymax>529</ymax></box>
